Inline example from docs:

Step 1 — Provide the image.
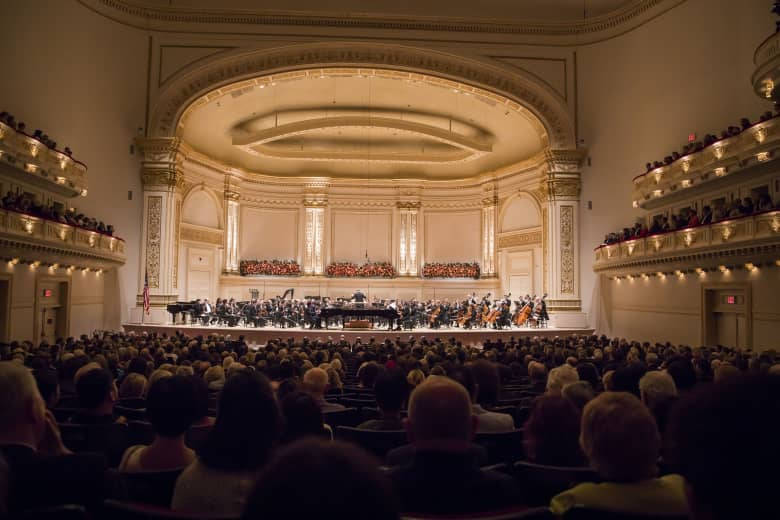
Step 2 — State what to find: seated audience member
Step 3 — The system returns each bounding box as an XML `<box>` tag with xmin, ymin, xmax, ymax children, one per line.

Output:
<box><xmin>172</xmin><ymin>371</ymin><xmax>281</xmax><ymax>517</ymax></box>
<box><xmin>550</xmin><ymin>392</ymin><xmax>687</xmax><ymax>516</ymax></box>
<box><xmin>119</xmin><ymin>376</ymin><xmax>198</xmax><ymax>472</ymax></box>
<box><xmin>666</xmin><ymin>357</ymin><xmax>697</xmax><ymax>393</ymax></box>
<box><xmin>611</xmin><ymin>362</ymin><xmax>647</xmax><ymax>397</ymax></box>
<box><xmin>406</xmin><ymin>368</ymin><xmax>425</xmax><ymax>389</ymax></box>
<box><xmin>561</xmin><ymin>381</ymin><xmax>595</xmax><ymax>411</ymax></box>
<box><xmin>713</xmin><ymin>363</ymin><xmax>740</xmax><ymax>383</ymax></box>
<box><xmin>280</xmin><ymin>391</ymin><xmax>330</xmax><ymax>443</ymax></box>
<box><xmin>0</xmin><ymin>362</ymin><xmax>114</xmax><ymax>512</ymax></box>
<box><xmin>34</xmin><ymin>369</ymin><xmax>60</xmax><ymax>409</ymax></box>
<box><xmin>118</xmin><ymin>372</ymin><xmax>147</xmax><ymax>402</ymax></box>
<box><xmin>69</xmin><ymin>367</ymin><xmax>121</xmax><ymax>424</ymax></box>
<box><xmin>189</xmin><ymin>376</ymin><xmax>215</xmax><ymax>427</ymax></box>
<box><xmin>358</xmin><ymin>370</ymin><xmax>407</xmax><ymax>431</ymax></box>
<box><xmin>687</xmin><ymin>210</ymin><xmax>700</xmax><ymax>227</ymax></box>
<box><xmin>757</xmin><ymin>193</ymin><xmax>774</xmax><ymax>212</ymax></box>
<box><xmin>669</xmin><ymin>375</ymin><xmax>779</xmax><ymax>519</ymax></box>
<box><xmin>242</xmin><ymin>439</ymin><xmax>399</xmax><ymax>520</ymax></box>
<box><xmin>0</xmin><ymin>454</ymin><xmax>7</xmax><ymax>515</ymax></box>
<box><xmin>528</xmin><ymin>361</ymin><xmax>548</xmax><ymax>394</ymax></box>
<box><xmin>303</xmin><ymin>367</ymin><xmax>345</xmax><ymax>412</ymax></box>
<box><xmin>523</xmin><ymin>395</ymin><xmax>585</xmax><ymax>467</ymax></box>
<box><xmin>203</xmin><ymin>365</ymin><xmax>225</xmax><ymax>392</ymax></box>
<box><xmin>638</xmin><ymin>371</ymin><xmax>677</xmax><ymax>436</ymax></box>
<box><xmin>470</xmin><ymin>360</ymin><xmax>504</xmax><ymax>409</ymax></box>
<box><xmin>388</xmin><ymin>376</ymin><xmax>520</xmax><ymax>514</ymax></box>
<box><xmin>449</xmin><ymin>365</ymin><xmax>514</xmax><ymax>433</ymax></box>
<box><xmin>546</xmin><ymin>364</ymin><xmax>579</xmax><ymax>394</ymax></box>
<box><xmin>358</xmin><ymin>361</ymin><xmax>383</xmax><ymax>389</ymax></box>
<box><xmin>741</xmin><ymin>196</ymin><xmax>754</xmax><ymax>215</ymax></box>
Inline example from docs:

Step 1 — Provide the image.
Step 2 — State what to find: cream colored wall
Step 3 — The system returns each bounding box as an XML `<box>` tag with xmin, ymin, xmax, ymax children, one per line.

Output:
<box><xmin>599</xmin><ymin>268</ymin><xmax>780</xmax><ymax>351</ymax></box>
<box><xmin>0</xmin><ymin>0</ymin><xmax>147</xmax><ymax>328</ymax></box>
<box><xmin>239</xmin><ymin>207</ymin><xmax>298</xmax><ymax>261</ymax></box>
<box><xmin>424</xmin><ymin>211</ymin><xmax>481</xmax><ymax>263</ymax></box>
<box><xmin>578</xmin><ymin>0</ymin><xmax>772</xmax><ymax>330</ymax></box>
<box><xmin>182</xmin><ymin>190</ymin><xmax>220</xmax><ymax>228</ymax></box>
<box><xmin>70</xmin><ymin>269</ymin><xmax>105</xmax><ymax>337</ymax></box>
<box><xmin>330</xmin><ymin>211</ymin><xmax>393</xmax><ymax>263</ymax></box>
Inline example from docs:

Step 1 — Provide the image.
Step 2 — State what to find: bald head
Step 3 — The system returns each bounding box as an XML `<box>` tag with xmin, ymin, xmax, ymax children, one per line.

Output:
<box><xmin>407</xmin><ymin>376</ymin><xmax>474</xmax><ymax>442</ymax></box>
<box><xmin>303</xmin><ymin>367</ymin><xmax>329</xmax><ymax>396</ymax></box>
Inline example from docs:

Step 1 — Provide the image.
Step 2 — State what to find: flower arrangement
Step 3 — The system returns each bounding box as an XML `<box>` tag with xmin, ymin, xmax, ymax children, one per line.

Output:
<box><xmin>240</xmin><ymin>259</ymin><xmax>301</xmax><ymax>276</ymax></box>
<box><xmin>326</xmin><ymin>261</ymin><xmax>397</xmax><ymax>278</ymax></box>
<box><xmin>422</xmin><ymin>262</ymin><xmax>480</xmax><ymax>279</ymax></box>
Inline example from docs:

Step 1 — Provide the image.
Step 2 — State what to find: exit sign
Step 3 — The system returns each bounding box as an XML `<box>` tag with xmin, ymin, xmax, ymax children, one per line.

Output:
<box><xmin>43</xmin><ymin>289</ymin><xmax>52</xmax><ymax>297</ymax></box>
<box><xmin>688</xmin><ymin>133</ymin><xmax>697</xmax><ymax>143</ymax></box>
<box><xmin>726</xmin><ymin>295</ymin><xmax>736</xmax><ymax>304</ymax></box>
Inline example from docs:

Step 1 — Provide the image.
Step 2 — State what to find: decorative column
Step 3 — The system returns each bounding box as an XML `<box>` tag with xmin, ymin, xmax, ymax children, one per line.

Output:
<box><xmin>135</xmin><ymin>137</ymin><xmax>185</xmax><ymax>323</ymax></box>
<box><xmin>222</xmin><ymin>173</ymin><xmax>241</xmax><ymax>274</ymax></box>
<box><xmin>541</xmin><ymin>149</ymin><xmax>587</xmax><ymax>327</ymax></box>
<box><xmin>397</xmin><ymin>201</ymin><xmax>420</xmax><ymax>276</ymax></box>
<box><xmin>481</xmin><ymin>187</ymin><xmax>497</xmax><ymax>277</ymax></box>
<box><xmin>303</xmin><ymin>198</ymin><xmax>326</xmax><ymax>275</ymax></box>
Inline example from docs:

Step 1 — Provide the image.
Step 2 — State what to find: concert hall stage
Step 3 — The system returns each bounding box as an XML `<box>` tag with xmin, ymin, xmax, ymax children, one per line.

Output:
<box><xmin>122</xmin><ymin>322</ymin><xmax>595</xmax><ymax>346</ymax></box>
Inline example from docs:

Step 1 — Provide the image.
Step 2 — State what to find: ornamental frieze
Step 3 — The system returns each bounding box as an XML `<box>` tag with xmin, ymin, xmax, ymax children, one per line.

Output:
<box><xmin>498</xmin><ymin>230</ymin><xmax>542</xmax><ymax>248</ymax></box>
<box><xmin>181</xmin><ymin>225</ymin><xmax>223</xmax><ymax>245</ymax></box>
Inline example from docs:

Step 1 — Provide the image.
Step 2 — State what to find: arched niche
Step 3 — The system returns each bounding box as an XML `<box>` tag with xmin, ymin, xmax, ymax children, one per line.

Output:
<box><xmin>500</xmin><ymin>193</ymin><xmax>541</xmax><ymax>233</ymax></box>
<box><xmin>182</xmin><ymin>187</ymin><xmax>222</xmax><ymax>229</ymax></box>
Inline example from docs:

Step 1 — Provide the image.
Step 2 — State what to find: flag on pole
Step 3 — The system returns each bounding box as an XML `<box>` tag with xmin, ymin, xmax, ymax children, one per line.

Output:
<box><xmin>143</xmin><ymin>270</ymin><xmax>150</xmax><ymax>315</ymax></box>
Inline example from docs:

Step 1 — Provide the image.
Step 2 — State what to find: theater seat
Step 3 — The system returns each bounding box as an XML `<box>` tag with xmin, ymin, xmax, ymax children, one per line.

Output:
<box><xmin>116</xmin><ymin>405</ymin><xmax>147</xmax><ymax>421</ymax></box>
<box><xmin>562</xmin><ymin>507</ymin><xmax>689</xmax><ymax>520</ymax></box>
<box><xmin>512</xmin><ymin>461</ymin><xmax>599</xmax><ymax>506</ymax></box>
<box><xmin>16</xmin><ymin>504</ymin><xmax>88</xmax><ymax>519</ymax></box>
<box><xmin>474</xmin><ymin>429</ymin><xmax>525</xmax><ymax>465</ymax></box>
<box><xmin>101</xmin><ymin>500</ymin><xmax>239</xmax><ymax>520</ymax></box>
<box><xmin>340</xmin><ymin>397</ymin><xmax>377</xmax><ymax>409</ymax></box>
<box><xmin>402</xmin><ymin>506</ymin><xmax>553</xmax><ymax>520</ymax></box>
<box><xmin>59</xmin><ymin>422</ymin><xmax>130</xmax><ymax>467</ymax></box>
<box><xmin>121</xmin><ymin>470</ymin><xmax>184</xmax><ymax>507</ymax></box>
<box><xmin>323</xmin><ymin>407</ymin><xmax>361</xmax><ymax>428</ymax></box>
<box><xmin>335</xmin><ymin>426</ymin><xmax>408</xmax><ymax>457</ymax></box>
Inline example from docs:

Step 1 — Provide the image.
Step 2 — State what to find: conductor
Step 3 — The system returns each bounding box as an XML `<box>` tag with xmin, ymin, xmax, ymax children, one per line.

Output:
<box><xmin>351</xmin><ymin>289</ymin><xmax>367</xmax><ymax>305</ymax></box>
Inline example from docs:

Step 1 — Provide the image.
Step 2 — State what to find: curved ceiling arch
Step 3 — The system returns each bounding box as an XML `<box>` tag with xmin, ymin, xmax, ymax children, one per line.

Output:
<box><xmin>150</xmin><ymin>42</ymin><xmax>576</xmax><ymax>151</ymax></box>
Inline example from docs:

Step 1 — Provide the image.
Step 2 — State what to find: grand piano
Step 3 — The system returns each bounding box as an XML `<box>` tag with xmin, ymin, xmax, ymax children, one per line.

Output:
<box><xmin>319</xmin><ymin>304</ymin><xmax>400</xmax><ymax>330</ymax></box>
<box><xmin>166</xmin><ymin>301</ymin><xmax>200</xmax><ymax>324</ymax></box>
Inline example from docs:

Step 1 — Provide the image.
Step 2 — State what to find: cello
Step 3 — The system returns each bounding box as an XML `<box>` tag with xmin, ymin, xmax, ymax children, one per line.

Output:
<box><xmin>513</xmin><ymin>301</ymin><xmax>532</xmax><ymax>326</ymax></box>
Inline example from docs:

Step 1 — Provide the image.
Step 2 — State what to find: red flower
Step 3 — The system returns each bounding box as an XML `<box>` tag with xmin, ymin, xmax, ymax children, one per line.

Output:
<box><xmin>422</xmin><ymin>262</ymin><xmax>480</xmax><ymax>279</ymax></box>
<box><xmin>240</xmin><ymin>260</ymin><xmax>301</xmax><ymax>276</ymax></box>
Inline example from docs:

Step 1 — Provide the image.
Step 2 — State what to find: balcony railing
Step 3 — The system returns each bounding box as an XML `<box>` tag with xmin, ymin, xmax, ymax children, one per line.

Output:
<box><xmin>0</xmin><ymin>121</ymin><xmax>87</xmax><ymax>197</ymax></box>
<box><xmin>0</xmin><ymin>208</ymin><xmax>125</xmax><ymax>267</ymax></box>
<box><xmin>594</xmin><ymin>210</ymin><xmax>780</xmax><ymax>272</ymax></box>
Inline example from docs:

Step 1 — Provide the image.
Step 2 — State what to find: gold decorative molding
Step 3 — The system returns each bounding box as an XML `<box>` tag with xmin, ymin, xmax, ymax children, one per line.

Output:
<box><xmin>180</xmin><ymin>224</ymin><xmax>223</xmax><ymax>245</ymax></box>
<box><xmin>138</xmin><ymin>137</ymin><xmax>186</xmax><ymax>191</ymax></box>
<box><xmin>173</xmin><ymin>198</ymin><xmax>181</xmax><ymax>289</ymax></box>
<box><xmin>498</xmin><ymin>230</ymin><xmax>542</xmax><ymax>248</ymax></box>
<box><xmin>397</xmin><ymin>200</ymin><xmax>421</xmax><ymax>209</ymax></box>
<box><xmin>560</xmin><ymin>205</ymin><xmax>575</xmax><ymax>294</ymax></box>
<box><xmin>303</xmin><ymin>199</ymin><xmax>328</xmax><ymax>208</ymax></box>
<box><xmin>145</xmin><ymin>196</ymin><xmax>162</xmax><ymax>288</ymax></box>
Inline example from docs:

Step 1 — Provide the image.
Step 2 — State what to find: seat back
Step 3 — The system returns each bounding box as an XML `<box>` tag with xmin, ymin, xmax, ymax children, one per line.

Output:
<box><xmin>116</xmin><ymin>406</ymin><xmax>147</xmax><ymax>421</ymax></box>
<box><xmin>118</xmin><ymin>398</ymin><xmax>147</xmax><ymax>410</ymax></box>
<box><xmin>101</xmin><ymin>500</ymin><xmax>238</xmax><ymax>520</ymax></box>
<box><xmin>59</xmin><ymin>422</ymin><xmax>130</xmax><ymax>467</ymax></box>
<box><xmin>513</xmin><ymin>461</ymin><xmax>599</xmax><ymax>506</ymax></box>
<box><xmin>562</xmin><ymin>507</ymin><xmax>689</xmax><ymax>520</ymax></box>
<box><xmin>474</xmin><ymin>429</ymin><xmax>525</xmax><ymax>465</ymax></box>
<box><xmin>16</xmin><ymin>504</ymin><xmax>88</xmax><ymax>520</ymax></box>
<box><xmin>323</xmin><ymin>407</ymin><xmax>361</xmax><ymax>428</ymax></box>
<box><xmin>121</xmin><ymin>470</ymin><xmax>184</xmax><ymax>507</ymax></box>
<box><xmin>336</xmin><ymin>426</ymin><xmax>408</xmax><ymax>457</ymax></box>
<box><xmin>340</xmin><ymin>397</ymin><xmax>377</xmax><ymax>410</ymax></box>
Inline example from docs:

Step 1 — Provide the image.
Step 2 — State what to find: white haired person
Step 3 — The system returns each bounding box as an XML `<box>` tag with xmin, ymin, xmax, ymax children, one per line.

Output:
<box><xmin>550</xmin><ymin>392</ymin><xmax>687</xmax><ymax>516</ymax></box>
<box><xmin>0</xmin><ymin>362</ymin><xmax>115</xmax><ymax>513</ymax></box>
<box><xmin>638</xmin><ymin>371</ymin><xmax>678</xmax><ymax>436</ymax></box>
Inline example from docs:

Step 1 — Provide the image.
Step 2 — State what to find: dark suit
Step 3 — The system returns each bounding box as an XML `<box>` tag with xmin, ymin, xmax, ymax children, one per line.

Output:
<box><xmin>388</xmin><ymin>447</ymin><xmax>520</xmax><ymax>514</ymax></box>
<box><xmin>0</xmin><ymin>444</ymin><xmax>120</xmax><ymax>512</ymax></box>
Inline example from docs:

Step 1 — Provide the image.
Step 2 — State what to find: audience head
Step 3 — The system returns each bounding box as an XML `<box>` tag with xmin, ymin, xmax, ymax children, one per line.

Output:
<box><xmin>75</xmin><ymin>367</ymin><xmax>117</xmax><ymax>413</ymax></box>
<box><xmin>280</xmin><ymin>391</ymin><xmax>326</xmax><ymax>444</ymax></box>
<box><xmin>580</xmin><ymin>392</ymin><xmax>660</xmax><ymax>482</ymax></box>
<box><xmin>524</xmin><ymin>394</ymin><xmax>584</xmax><ymax>466</ymax></box>
<box><xmin>611</xmin><ymin>363</ymin><xmax>647</xmax><ymax>397</ymax></box>
<box><xmin>638</xmin><ymin>371</ymin><xmax>677</xmax><ymax>410</ymax></box>
<box><xmin>242</xmin><ymin>439</ymin><xmax>398</xmax><ymax>520</ymax></box>
<box><xmin>200</xmin><ymin>370</ymin><xmax>280</xmax><ymax>471</ymax></box>
<box><xmin>118</xmin><ymin>372</ymin><xmax>147</xmax><ymax>400</ymax></box>
<box><xmin>373</xmin><ymin>369</ymin><xmax>407</xmax><ymax>414</ymax></box>
<box><xmin>406</xmin><ymin>376</ymin><xmax>475</xmax><ymax>443</ymax></box>
<box><xmin>546</xmin><ymin>364</ymin><xmax>579</xmax><ymax>393</ymax></box>
<box><xmin>359</xmin><ymin>362</ymin><xmax>382</xmax><ymax>389</ymax></box>
<box><xmin>669</xmin><ymin>375</ymin><xmax>780</xmax><ymax>520</ymax></box>
<box><xmin>146</xmin><ymin>375</ymin><xmax>198</xmax><ymax>438</ymax></box>
<box><xmin>666</xmin><ymin>357</ymin><xmax>697</xmax><ymax>391</ymax></box>
<box><xmin>302</xmin><ymin>367</ymin><xmax>329</xmax><ymax>398</ymax></box>
<box><xmin>0</xmin><ymin>362</ymin><xmax>47</xmax><ymax>446</ymax></box>
<box><xmin>34</xmin><ymin>370</ymin><xmax>60</xmax><ymax>409</ymax></box>
<box><xmin>406</xmin><ymin>369</ymin><xmax>425</xmax><ymax>388</ymax></box>
<box><xmin>528</xmin><ymin>361</ymin><xmax>547</xmax><ymax>384</ymax></box>
<box><xmin>561</xmin><ymin>381</ymin><xmax>595</xmax><ymax>411</ymax></box>
<box><xmin>714</xmin><ymin>363</ymin><xmax>740</xmax><ymax>383</ymax></box>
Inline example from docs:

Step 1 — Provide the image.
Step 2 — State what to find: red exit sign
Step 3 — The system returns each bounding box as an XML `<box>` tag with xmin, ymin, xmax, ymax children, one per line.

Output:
<box><xmin>726</xmin><ymin>295</ymin><xmax>735</xmax><ymax>304</ymax></box>
<box><xmin>43</xmin><ymin>289</ymin><xmax>52</xmax><ymax>297</ymax></box>
<box><xmin>688</xmin><ymin>133</ymin><xmax>697</xmax><ymax>143</ymax></box>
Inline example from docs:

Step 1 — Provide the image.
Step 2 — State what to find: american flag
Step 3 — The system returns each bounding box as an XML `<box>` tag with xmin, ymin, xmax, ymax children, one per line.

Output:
<box><xmin>143</xmin><ymin>270</ymin><xmax>150</xmax><ymax>315</ymax></box>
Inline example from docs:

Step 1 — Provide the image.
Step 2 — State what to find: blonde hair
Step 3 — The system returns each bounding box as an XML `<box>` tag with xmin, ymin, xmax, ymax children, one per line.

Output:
<box><xmin>149</xmin><ymin>369</ymin><xmax>173</xmax><ymax>386</ymax></box>
<box><xmin>204</xmin><ymin>365</ymin><xmax>225</xmax><ymax>384</ymax></box>
<box><xmin>119</xmin><ymin>373</ymin><xmax>147</xmax><ymax>399</ymax></box>
<box><xmin>547</xmin><ymin>364</ymin><xmax>579</xmax><ymax>393</ymax></box>
<box><xmin>175</xmin><ymin>366</ymin><xmax>194</xmax><ymax>377</ymax></box>
<box><xmin>406</xmin><ymin>369</ymin><xmax>425</xmax><ymax>388</ymax></box>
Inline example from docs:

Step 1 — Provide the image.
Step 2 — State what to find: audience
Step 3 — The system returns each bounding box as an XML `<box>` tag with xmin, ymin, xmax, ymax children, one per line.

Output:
<box><xmin>523</xmin><ymin>395</ymin><xmax>585</xmax><ymax>467</ymax></box>
<box><xmin>1</xmin><ymin>190</ymin><xmax>116</xmax><ymax>236</ymax></box>
<box><xmin>119</xmin><ymin>376</ymin><xmax>198</xmax><ymax>472</ymax></box>
<box><xmin>550</xmin><ymin>392</ymin><xmax>688</xmax><ymax>516</ymax></box>
<box><xmin>358</xmin><ymin>369</ymin><xmax>407</xmax><ymax>431</ymax></box>
<box><xmin>280</xmin><ymin>391</ymin><xmax>330</xmax><ymax>443</ymax></box>
<box><xmin>172</xmin><ymin>370</ymin><xmax>280</xmax><ymax>517</ymax></box>
<box><xmin>303</xmin><ymin>366</ymin><xmax>346</xmax><ymax>412</ymax></box>
<box><xmin>638</xmin><ymin>371</ymin><xmax>677</xmax><ymax>437</ymax></box>
<box><xmin>388</xmin><ymin>376</ymin><xmax>520</xmax><ymax>514</ymax></box>
<box><xmin>69</xmin><ymin>366</ymin><xmax>121</xmax><ymax>424</ymax></box>
<box><xmin>449</xmin><ymin>365</ymin><xmax>514</xmax><ymax>433</ymax></box>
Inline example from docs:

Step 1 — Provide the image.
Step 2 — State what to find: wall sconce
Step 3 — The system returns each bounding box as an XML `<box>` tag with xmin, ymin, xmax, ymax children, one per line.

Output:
<box><xmin>681</xmin><ymin>179</ymin><xmax>691</xmax><ymax>188</ymax></box>
<box><xmin>632</xmin><ymin>200</ymin><xmax>639</xmax><ymax>208</ymax></box>
<box><xmin>96</xmin><ymin>268</ymin><xmax>103</xmax><ymax>276</ymax></box>
<box><xmin>776</xmin><ymin>260</ymin><xmax>780</xmax><ymax>267</ymax></box>
<box><xmin>745</xmin><ymin>262</ymin><xmax>757</xmax><ymax>271</ymax></box>
<box><xmin>626</xmin><ymin>275</ymin><xmax>634</xmax><ymax>281</ymax></box>
<box><xmin>764</xmin><ymin>79</ymin><xmax>775</xmax><ymax>98</ymax></box>
<box><xmin>712</xmin><ymin>146</ymin><xmax>724</xmax><ymax>159</ymax></box>
<box><xmin>25</xmin><ymin>163</ymin><xmax>38</xmax><ymax>173</ymax></box>
<box><xmin>756</xmin><ymin>152</ymin><xmax>770</xmax><ymax>162</ymax></box>
<box><xmin>60</xmin><ymin>158</ymin><xmax>67</xmax><ymax>170</ymax></box>
<box><xmin>684</xmin><ymin>232</ymin><xmax>694</xmax><ymax>246</ymax></box>
<box><xmin>695</xmin><ymin>267</ymin><xmax>705</xmax><ymax>276</ymax></box>
<box><xmin>29</xmin><ymin>144</ymin><xmax>39</xmax><ymax>158</ymax></box>
<box><xmin>681</xmin><ymin>160</ymin><xmax>690</xmax><ymax>173</ymax></box>
<box><xmin>56</xmin><ymin>176</ymin><xmax>66</xmax><ymax>185</ymax></box>
<box><xmin>714</xmin><ymin>167</ymin><xmax>726</xmax><ymax>177</ymax></box>
<box><xmin>641</xmin><ymin>273</ymin><xmax>649</xmax><ymax>280</ymax></box>
<box><xmin>657</xmin><ymin>272</ymin><xmax>666</xmax><ymax>279</ymax></box>
<box><xmin>718</xmin><ymin>265</ymin><xmax>729</xmax><ymax>273</ymax></box>
<box><xmin>80</xmin><ymin>189</ymin><xmax>88</xmax><ymax>197</ymax></box>
<box><xmin>653</xmin><ymin>189</ymin><xmax>663</xmax><ymax>198</ymax></box>
<box><xmin>50</xmin><ymin>263</ymin><xmax>59</xmax><ymax>271</ymax></box>
<box><xmin>31</xmin><ymin>261</ymin><xmax>40</xmax><ymax>269</ymax></box>
<box><xmin>653</xmin><ymin>239</ymin><xmax>662</xmax><ymax>252</ymax></box>
<box><xmin>754</xmin><ymin>128</ymin><xmax>767</xmax><ymax>144</ymax></box>
<box><xmin>59</xmin><ymin>229</ymin><xmax>67</xmax><ymax>240</ymax></box>
<box><xmin>654</xmin><ymin>171</ymin><xmax>663</xmax><ymax>183</ymax></box>
<box><xmin>23</xmin><ymin>220</ymin><xmax>33</xmax><ymax>233</ymax></box>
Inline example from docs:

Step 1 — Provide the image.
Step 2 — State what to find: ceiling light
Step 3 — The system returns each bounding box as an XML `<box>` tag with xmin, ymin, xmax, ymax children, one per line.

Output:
<box><xmin>745</xmin><ymin>262</ymin><xmax>756</xmax><ymax>271</ymax></box>
<box><xmin>695</xmin><ymin>267</ymin><xmax>705</xmax><ymax>276</ymax></box>
<box><xmin>719</xmin><ymin>265</ymin><xmax>729</xmax><ymax>273</ymax></box>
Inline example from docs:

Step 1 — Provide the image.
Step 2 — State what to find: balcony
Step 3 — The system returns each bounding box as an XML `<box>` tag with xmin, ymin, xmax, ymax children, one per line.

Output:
<box><xmin>0</xmin><ymin>208</ymin><xmax>125</xmax><ymax>269</ymax></box>
<box><xmin>0</xmin><ymin>121</ymin><xmax>87</xmax><ymax>197</ymax></box>
<box><xmin>594</xmin><ymin>210</ymin><xmax>780</xmax><ymax>275</ymax></box>
<box><xmin>631</xmin><ymin>116</ymin><xmax>780</xmax><ymax>210</ymax></box>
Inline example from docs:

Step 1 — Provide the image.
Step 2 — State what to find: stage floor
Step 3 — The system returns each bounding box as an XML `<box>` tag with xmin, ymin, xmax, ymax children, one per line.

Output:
<box><xmin>122</xmin><ymin>322</ymin><xmax>594</xmax><ymax>346</ymax></box>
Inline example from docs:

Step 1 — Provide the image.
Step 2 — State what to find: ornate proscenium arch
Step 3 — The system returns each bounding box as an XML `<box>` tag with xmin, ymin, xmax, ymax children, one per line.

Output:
<box><xmin>148</xmin><ymin>42</ymin><xmax>576</xmax><ymax>150</ymax></box>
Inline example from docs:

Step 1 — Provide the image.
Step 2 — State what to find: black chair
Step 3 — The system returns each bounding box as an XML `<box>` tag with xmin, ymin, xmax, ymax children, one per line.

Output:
<box><xmin>323</xmin><ymin>407</ymin><xmax>361</xmax><ymax>428</ymax></box>
<box><xmin>116</xmin><ymin>405</ymin><xmax>147</xmax><ymax>421</ymax></box>
<box><xmin>16</xmin><ymin>504</ymin><xmax>88</xmax><ymax>519</ymax></box>
<box><xmin>121</xmin><ymin>470</ymin><xmax>184</xmax><ymax>507</ymax></box>
<box><xmin>513</xmin><ymin>461</ymin><xmax>599</xmax><ymax>506</ymax></box>
<box><xmin>59</xmin><ymin>422</ymin><xmax>131</xmax><ymax>467</ymax></box>
<box><xmin>402</xmin><ymin>506</ymin><xmax>553</xmax><ymax>520</ymax></box>
<box><xmin>119</xmin><ymin>398</ymin><xmax>147</xmax><ymax>410</ymax></box>
<box><xmin>101</xmin><ymin>500</ymin><xmax>238</xmax><ymax>520</ymax></box>
<box><xmin>127</xmin><ymin>421</ymin><xmax>155</xmax><ymax>447</ymax></box>
<box><xmin>474</xmin><ymin>429</ymin><xmax>525</xmax><ymax>465</ymax></box>
<box><xmin>562</xmin><ymin>507</ymin><xmax>689</xmax><ymax>520</ymax></box>
<box><xmin>335</xmin><ymin>426</ymin><xmax>408</xmax><ymax>457</ymax></box>
<box><xmin>185</xmin><ymin>425</ymin><xmax>212</xmax><ymax>451</ymax></box>
<box><xmin>340</xmin><ymin>397</ymin><xmax>377</xmax><ymax>410</ymax></box>
<box><xmin>51</xmin><ymin>407</ymin><xmax>78</xmax><ymax>422</ymax></box>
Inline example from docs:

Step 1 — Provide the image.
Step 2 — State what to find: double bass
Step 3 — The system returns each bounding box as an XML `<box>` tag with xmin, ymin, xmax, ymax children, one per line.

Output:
<box><xmin>513</xmin><ymin>301</ymin><xmax>533</xmax><ymax>326</ymax></box>
<box><xmin>457</xmin><ymin>303</ymin><xmax>475</xmax><ymax>328</ymax></box>
<box><xmin>428</xmin><ymin>304</ymin><xmax>442</xmax><ymax>327</ymax></box>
